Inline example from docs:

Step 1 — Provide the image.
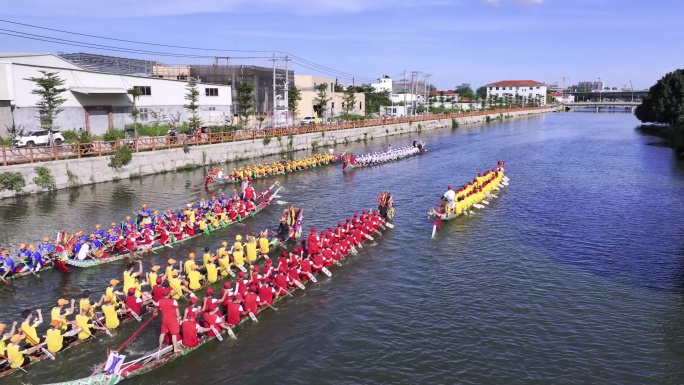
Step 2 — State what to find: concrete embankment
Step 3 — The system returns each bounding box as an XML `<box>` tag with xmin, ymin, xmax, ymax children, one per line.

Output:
<box><xmin>0</xmin><ymin>107</ymin><xmax>557</xmax><ymax>199</ymax></box>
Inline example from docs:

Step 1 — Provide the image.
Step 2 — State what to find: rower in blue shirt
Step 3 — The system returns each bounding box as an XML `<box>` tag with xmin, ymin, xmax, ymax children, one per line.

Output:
<box><xmin>28</xmin><ymin>245</ymin><xmax>44</xmax><ymax>271</ymax></box>
<box><xmin>93</xmin><ymin>224</ymin><xmax>105</xmax><ymax>239</ymax></box>
<box><xmin>17</xmin><ymin>243</ymin><xmax>30</xmax><ymax>261</ymax></box>
<box><xmin>38</xmin><ymin>237</ymin><xmax>55</xmax><ymax>255</ymax></box>
<box><xmin>138</xmin><ymin>204</ymin><xmax>152</xmax><ymax>226</ymax></box>
<box><xmin>89</xmin><ymin>234</ymin><xmax>102</xmax><ymax>250</ymax></box>
<box><xmin>0</xmin><ymin>251</ymin><xmax>15</xmax><ymax>279</ymax></box>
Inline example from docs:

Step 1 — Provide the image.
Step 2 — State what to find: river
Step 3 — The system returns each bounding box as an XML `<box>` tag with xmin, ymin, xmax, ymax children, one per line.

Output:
<box><xmin>2</xmin><ymin>112</ymin><xmax>684</xmax><ymax>385</ymax></box>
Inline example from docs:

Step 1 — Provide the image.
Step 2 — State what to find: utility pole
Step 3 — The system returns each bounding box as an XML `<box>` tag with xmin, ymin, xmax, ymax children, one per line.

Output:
<box><xmin>424</xmin><ymin>73</ymin><xmax>432</xmax><ymax>114</ymax></box>
<box><xmin>284</xmin><ymin>55</ymin><xmax>290</xmax><ymax>125</ymax></box>
<box><xmin>270</xmin><ymin>54</ymin><xmax>277</xmax><ymax>124</ymax></box>
<box><xmin>402</xmin><ymin>70</ymin><xmax>407</xmax><ymax>116</ymax></box>
<box><xmin>410</xmin><ymin>70</ymin><xmax>421</xmax><ymax>115</ymax></box>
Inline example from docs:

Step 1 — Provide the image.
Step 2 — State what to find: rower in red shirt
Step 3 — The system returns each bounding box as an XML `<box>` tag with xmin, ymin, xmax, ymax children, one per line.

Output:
<box><xmin>201</xmin><ymin>288</ymin><xmax>219</xmax><ymax>314</ymax></box>
<box><xmin>258</xmin><ymin>280</ymin><xmax>275</xmax><ymax>307</ymax></box>
<box><xmin>181</xmin><ymin>312</ymin><xmax>211</xmax><ymax>348</ymax></box>
<box><xmin>125</xmin><ymin>287</ymin><xmax>144</xmax><ymax>318</ymax></box>
<box><xmin>307</xmin><ymin>228</ymin><xmax>320</xmax><ymax>255</ymax></box>
<box><xmin>183</xmin><ymin>296</ymin><xmax>200</xmax><ymax>320</ymax></box>
<box><xmin>158</xmin><ymin>289</ymin><xmax>181</xmax><ymax>353</ymax></box>
<box><xmin>299</xmin><ymin>258</ymin><xmax>313</xmax><ymax>282</ymax></box>
<box><xmin>243</xmin><ymin>291</ymin><xmax>258</xmax><ymax>316</ymax></box>
<box><xmin>226</xmin><ymin>295</ymin><xmax>243</xmax><ymax>327</ymax></box>
<box><xmin>273</xmin><ymin>273</ymin><xmax>289</xmax><ymax>296</ymax></box>
<box><xmin>203</xmin><ymin>306</ymin><xmax>231</xmax><ymax>337</ymax></box>
<box><xmin>235</xmin><ymin>272</ymin><xmax>247</xmax><ymax>296</ymax></box>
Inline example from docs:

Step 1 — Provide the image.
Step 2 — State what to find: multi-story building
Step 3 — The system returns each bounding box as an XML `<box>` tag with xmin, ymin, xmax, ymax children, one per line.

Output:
<box><xmin>0</xmin><ymin>53</ymin><xmax>232</xmax><ymax>135</ymax></box>
<box><xmin>485</xmin><ymin>80</ymin><xmax>547</xmax><ymax>106</ymax></box>
<box><xmin>293</xmin><ymin>75</ymin><xmax>365</xmax><ymax>119</ymax></box>
<box><xmin>371</xmin><ymin>76</ymin><xmax>393</xmax><ymax>93</ymax></box>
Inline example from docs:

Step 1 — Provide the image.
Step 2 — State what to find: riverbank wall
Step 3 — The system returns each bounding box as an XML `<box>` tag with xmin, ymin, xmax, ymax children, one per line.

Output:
<box><xmin>1</xmin><ymin>107</ymin><xmax>557</xmax><ymax>199</ymax></box>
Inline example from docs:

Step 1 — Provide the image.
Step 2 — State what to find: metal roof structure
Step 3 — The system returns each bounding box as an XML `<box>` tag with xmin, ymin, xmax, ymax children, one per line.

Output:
<box><xmin>59</xmin><ymin>52</ymin><xmax>160</xmax><ymax>75</ymax></box>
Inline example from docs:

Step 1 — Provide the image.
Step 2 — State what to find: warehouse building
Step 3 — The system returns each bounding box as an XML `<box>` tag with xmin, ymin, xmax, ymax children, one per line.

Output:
<box><xmin>0</xmin><ymin>53</ymin><xmax>232</xmax><ymax>135</ymax></box>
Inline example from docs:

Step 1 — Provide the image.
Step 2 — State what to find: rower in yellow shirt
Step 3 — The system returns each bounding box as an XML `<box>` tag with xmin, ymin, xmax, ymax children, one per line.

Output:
<box><xmin>258</xmin><ymin>231</ymin><xmax>271</xmax><ymax>255</ymax></box>
<box><xmin>245</xmin><ymin>236</ymin><xmax>258</xmax><ymax>264</ymax></box>
<box><xmin>5</xmin><ymin>334</ymin><xmax>43</xmax><ymax>369</ymax></box>
<box><xmin>99</xmin><ymin>296</ymin><xmax>120</xmax><ymax>329</ymax></box>
<box><xmin>232</xmin><ymin>243</ymin><xmax>245</xmax><ymax>268</ymax></box>
<box><xmin>184</xmin><ymin>253</ymin><xmax>197</xmax><ymax>276</ymax></box>
<box><xmin>0</xmin><ymin>322</ymin><xmax>17</xmax><ymax>357</ymax></box>
<box><xmin>166</xmin><ymin>258</ymin><xmax>178</xmax><ymax>281</ymax></box>
<box><xmin>187</xmin><ymin>265</ymin><xmax>203</xmax><ymax>291</ymax></box>
<box><xmin>205</xmin><ymin>258</ymin><xmax>218</xmax><ymax>283</ymax></box>
<box><xmin>45</xmin><ymin>319</ymin><xmax>78</xmax><ymax>354</ymax></box>
<box><xmin>123</xmin><ymin>260</ymin><xmax>143</xmax><ymax>298</ymax></box>
<box><xmin>217</xmin><ymin>252</ymin><xmax>232</xmax><ymax>277</ymax></box>
<box><xmin>20</xmin><ymin>309</ymin><xmax>43</xmax><ymax>346</ymax></box>
<box><xmin>75</xmin><ymin>304</ymin><xmax>105</xmax><ymax>340</ymax></box>
<box><xmin>146</xmin><ymin>266</ymin><xmax>161</xmax><ymax>290</ymax></box>
<box><xmin>51</xmin><ymin>298</ymin><xmax>75</xmax><ymax>331</ymax></box>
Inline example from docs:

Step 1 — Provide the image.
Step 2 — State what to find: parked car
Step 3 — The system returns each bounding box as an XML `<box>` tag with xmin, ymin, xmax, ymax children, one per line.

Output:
<box><xmin>299</xmin><ymin>117</ymin><xmax>316</xmax><ymax>125</ymax></box>
<box><xmin>12</xmin><ymin>130</ymin><xmax>66</xmax><ymax>147</ymax></box>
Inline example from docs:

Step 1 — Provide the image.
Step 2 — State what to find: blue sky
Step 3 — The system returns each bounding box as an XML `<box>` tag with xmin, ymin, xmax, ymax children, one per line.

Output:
<box><xmin>1</xmin><ymin>0</ymin><xmax>682</xmax><ymax>90</ymax></box>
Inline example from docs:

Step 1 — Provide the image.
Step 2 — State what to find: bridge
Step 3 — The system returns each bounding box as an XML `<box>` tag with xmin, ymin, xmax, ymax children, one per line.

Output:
<box><xmin>563</xmin><ymin>101</ymin><xmax>640</xmax><ymax>113</ymax></box>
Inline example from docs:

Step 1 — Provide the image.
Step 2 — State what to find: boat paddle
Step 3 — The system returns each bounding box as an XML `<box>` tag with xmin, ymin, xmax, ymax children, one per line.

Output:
<box><xmin>307</xmin><ymin>272</ymin><xmax>318</xmax><ymax>283</ymax></box>
<box><xmin>210</xmin><ymin>326</ymin><xmax>224</xmax><ymax>342</ymax></box>
<box><xmin>0</xmin><ymin>353</ymin><xmax>28</xmax><ymax>373</ymax></box>
<box><xmin>321</xmin><ymin>267</ymin><xmax>332</xmax><ymax>277</ymax></box>
<box><xmin>227</xmin><ymin>326</ymin><xmax>237</xmax><ymax>340</ymax></box>
<box><xmin>248</xmin><ymin>312</ymin><xmax>259</xmax><ymax>323</ymax></box>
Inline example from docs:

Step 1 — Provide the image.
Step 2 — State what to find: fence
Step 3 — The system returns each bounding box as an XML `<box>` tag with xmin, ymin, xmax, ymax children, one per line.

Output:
<box><xmin>1</xmin><ymin>107</ymin><xmax>548</xmax><ymax>166</ymax></box>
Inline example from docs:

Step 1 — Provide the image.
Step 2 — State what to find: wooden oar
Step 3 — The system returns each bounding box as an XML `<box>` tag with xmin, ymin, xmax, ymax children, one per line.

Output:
<box><xmin>248</xmin><ymin>312</ymin><xmax>259</xmax><ymax>323</ymax></box>
<box><xmin>227</xmin><ymin>326</ymin><xmax>237</xmax><ymax>340</ymax></box>
<box><xmin>210</xmin><ymin>326</ymin><xmax>223</xmax><ymax>342</ymax></box>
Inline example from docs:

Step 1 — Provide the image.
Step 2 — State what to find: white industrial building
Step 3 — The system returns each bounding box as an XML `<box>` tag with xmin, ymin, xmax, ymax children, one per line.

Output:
<box><xmin>0</xmin><ymin>53</ymin><xmax>232</xmax><ymax>135</ymax></box>
<box><xmin>371</xmin><ymin>76</ymin><xmax>393</xmax><ymax>93</ymax></box>
<box><xmin>485</xmin><ymin>80</ymin><xmax>547</xmax><ymax>106</ymax></box>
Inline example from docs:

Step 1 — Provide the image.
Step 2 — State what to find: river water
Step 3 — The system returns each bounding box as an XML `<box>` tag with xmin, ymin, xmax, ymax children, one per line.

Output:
<box><xmin>3</xmin><ymin>112</ymin><xmax>684</xmax><ymax>385</ymax></box>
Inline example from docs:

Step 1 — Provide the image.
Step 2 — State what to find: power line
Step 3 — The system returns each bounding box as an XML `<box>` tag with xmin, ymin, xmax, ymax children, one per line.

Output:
<box><xmin>0</xmin><ymin>19</ymin><xmax>377</xmax><ymax>81</ymax></box>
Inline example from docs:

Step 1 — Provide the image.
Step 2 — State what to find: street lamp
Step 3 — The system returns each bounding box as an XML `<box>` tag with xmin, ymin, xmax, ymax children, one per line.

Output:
<box><xmin>598</xmin><ymin>77</ymin><xmax>602</xmax><ymax>102</ymax></box>
<box><xmin>629</xmin><ymin>80</ymin><xmax>634</xmax><ymax>102</ymax></box>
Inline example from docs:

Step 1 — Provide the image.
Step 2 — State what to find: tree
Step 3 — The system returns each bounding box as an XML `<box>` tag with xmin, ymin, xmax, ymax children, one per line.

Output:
<box><xmin>476</xmin><ymin>86</ymin><xmax>488</xmax><ymax>99</ymax></box>
<box><xmin>25</xmin><ymin>70</ymin><xmax>67</xmax><ymax>145</ymax></box>
<box><xmin>635</xmin><ymin>69</ymin><xmax>684</xmax><ymax>125</ymax></box>
<box><xmin>183</xmin><ymin>78</ymin><xmax>201</xmax><ymax>134</ymax></box>
<box><xmin>127</xmin><ymin>87</ymin><xmax>142</xmax><ymax>135</ymax></box>
<box><xmin>349</xmin><ymin>85</ymin><xmax>391</xmax><ymax>116</ymax></box>
<box><xmin>236</xmin><ymin>82</ymin><xmax>256</xmax><ymax>126</ymax></box>
<box><xmin>343</xmin><ymin>86</ymin><xmax>357</xmax><ymax>115</ymax></box>
<box><xmin>454</xmin><ymin>83</ymin><xmax>475</xmax><ymax>100</ymax></box>
<box><xmin>288</xmin><ymin>85</ymin><xmax>302</xmax><ymax>118</ymax></box>
<box><xmin>314</xmin><ymin>84</ymin><xmax>331</xmax><ymax>118</ymax></box>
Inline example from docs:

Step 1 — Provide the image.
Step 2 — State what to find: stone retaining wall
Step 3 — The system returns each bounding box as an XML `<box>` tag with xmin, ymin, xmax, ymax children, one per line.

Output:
<box><xmin>0</xmin><ymin>108</ymin><xmax>556</xmax><ymax>199</ymax></box>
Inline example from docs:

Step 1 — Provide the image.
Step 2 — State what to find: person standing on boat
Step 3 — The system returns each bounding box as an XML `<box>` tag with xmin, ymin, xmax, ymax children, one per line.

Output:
<box><xmin>158</xmin><ymin>289</ymin><xmax>182</xmax><ymax>354</ymax></box>
<box><xmin>442</xmin><ymin>186</ymin><xmax>456</xmax><ymax>214</ymax></box>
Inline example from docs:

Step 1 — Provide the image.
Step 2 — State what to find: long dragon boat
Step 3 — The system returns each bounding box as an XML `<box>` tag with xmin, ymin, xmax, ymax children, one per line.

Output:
<box><xmin>0</xmin><ymin>241</ymin><xmax>284</xmax><ymax>379</ymax></box>
<box><xmin>5</xmin><ymin>183</ymin><xmax>280</xmax><ymax>281</ymax></box>
<box><xmin>205</xmin><ymin>152</ymin><xmax>345</xmax><ymax>187</ymax></box>
<box><xmin>427</xmin><ymin>162</ymin><xmax>508</xmax><ymax>238</ymax></box>
<box><xmin>43</xmin><ymin>201</ymin><xmax>395</xmax><ymax>385</ymax></box>
<box><xmin>65</xmin><ymin>183</ymin><xmax>281</xmax><ymax>269</ymax></box>
<box><xmin>342</xmin><ymin>141</ymin><xmax>426</xmax><ymax>173</ymax></box>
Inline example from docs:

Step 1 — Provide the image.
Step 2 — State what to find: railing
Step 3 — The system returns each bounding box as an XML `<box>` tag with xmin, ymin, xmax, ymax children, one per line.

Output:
<box><xmin>0</xmin><ymin>107</ymin><xmax>549</xmax><ymax>166</ymax></box>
